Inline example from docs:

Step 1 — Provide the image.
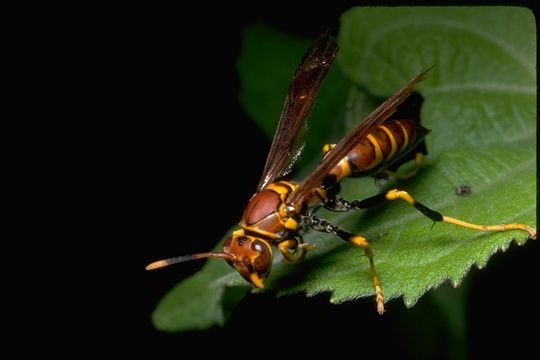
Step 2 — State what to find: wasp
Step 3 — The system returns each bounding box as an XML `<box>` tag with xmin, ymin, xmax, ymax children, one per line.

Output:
<box><xmin>147</xmin><ymin>34</ymin><xmax>536</xmax><ymax>314</ymax></box>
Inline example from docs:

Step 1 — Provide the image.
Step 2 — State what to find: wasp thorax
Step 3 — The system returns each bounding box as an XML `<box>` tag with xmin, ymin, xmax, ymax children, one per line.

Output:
<box><xmin>223</xmin><ymin>235</ymin><xmax>273</xmax><ymax>288</ymax></box>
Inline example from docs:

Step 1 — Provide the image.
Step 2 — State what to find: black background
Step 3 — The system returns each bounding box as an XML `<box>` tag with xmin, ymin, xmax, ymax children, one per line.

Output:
<box><xmin>135</xmin><ymin>3</ymin><xmax>538</xmax><ymax>358</ymax></box>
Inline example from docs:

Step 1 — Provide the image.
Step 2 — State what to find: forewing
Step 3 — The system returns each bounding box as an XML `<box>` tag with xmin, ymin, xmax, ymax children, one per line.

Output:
<box><xmin>288</xmin><ymin>68</ymin><xmax>432</xmax><ymax>211</ymax></box>
<box><xmin>257</xmin><ymin>34</ymin><xmax>338</xmax><ymax>190</ymax></box>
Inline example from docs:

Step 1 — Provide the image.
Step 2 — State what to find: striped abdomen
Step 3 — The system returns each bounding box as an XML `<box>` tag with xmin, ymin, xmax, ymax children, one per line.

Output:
<box><xmin>323</xmin><ymin>119</ymin><xmax>430</xmax><ymax>185</ymax></box>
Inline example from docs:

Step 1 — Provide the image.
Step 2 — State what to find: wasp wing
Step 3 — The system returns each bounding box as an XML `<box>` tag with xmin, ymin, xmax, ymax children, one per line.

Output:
<box><xmin>288</xmin><ymin>68</ymin><xmax>432</xmax><ymax>211</ymax></box>
<box><xmin>257</xmin><ymin>34</ymin><xmax>338</xmax><ymax>191</ymax></box>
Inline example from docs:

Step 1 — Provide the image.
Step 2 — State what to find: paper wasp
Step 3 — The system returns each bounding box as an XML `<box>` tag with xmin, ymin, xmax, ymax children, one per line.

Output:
<box><xmin>147</xmin><ymin>34</ymin><xmax>536</xmax><ymax>314</ymax></box>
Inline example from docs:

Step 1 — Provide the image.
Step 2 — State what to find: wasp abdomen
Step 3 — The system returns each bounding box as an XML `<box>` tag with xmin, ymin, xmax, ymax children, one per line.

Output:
<box><xmin>324</xmin><ymin>119</ymin><xmax>430</xmax><ymax>186</ymax></box>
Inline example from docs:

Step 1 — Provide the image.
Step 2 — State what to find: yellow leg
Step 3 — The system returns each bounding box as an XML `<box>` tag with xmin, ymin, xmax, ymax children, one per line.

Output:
<box><xmin>308</xmin><ymin>215</ymin><xmax>385</xmax><ymax>314</ymax></box>
<box><xmin>382</xmin><ymin>152</ymin><xmax>423</xmax><ymax>179</ymax></box>
<box><xmin>278</xmin><ymin>239</ymin><xmax>315</xmax><ymax>263</ymax></box>
<box><xmin>349</xmin><ymin>235</ymin><xmax>385</xmax><ymax>314</ymax></box>
<box><xmin>384</xmin><ymin>189</ymin><xmax>536</xmax><ymax>240</ymax></box>
<box><xmin>322</xmin><ymin>143</ymin><xmax>336</xmax><ymax>158</ymax></box>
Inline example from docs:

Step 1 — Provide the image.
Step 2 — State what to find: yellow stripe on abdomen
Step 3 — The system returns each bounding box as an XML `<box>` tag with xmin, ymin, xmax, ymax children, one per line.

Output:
<box><xmin>379</xmin><ymin>125</ymin><xmax>398</xmax><ymax>160</ymax></box>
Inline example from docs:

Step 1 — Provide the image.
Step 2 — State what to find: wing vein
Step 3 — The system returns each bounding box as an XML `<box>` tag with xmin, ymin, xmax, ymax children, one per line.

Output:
<box><xmin>257</xmin><ymin>34</ymin><xmax>338</xmax><ymax>190</ymax></box>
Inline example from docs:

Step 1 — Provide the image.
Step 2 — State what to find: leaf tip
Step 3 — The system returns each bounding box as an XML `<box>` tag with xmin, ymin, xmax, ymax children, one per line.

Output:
<box><xmin>515</xmin><ymin>236</ymin><xmax>531</xmax><ymax>246</ymax></box>
<box><xmin>329</xmin><ymin>297</ymin><xmax>337</xmax><ymax>304</ymax></box>
<box><xmin>403</xmin><ymin>297</ymin><xmax>418</xmax><ymax>309</ymax></box>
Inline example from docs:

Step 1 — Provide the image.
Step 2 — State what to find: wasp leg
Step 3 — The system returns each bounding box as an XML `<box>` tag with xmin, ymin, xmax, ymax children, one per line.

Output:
<box><xmin>342</xmin><ymin>189</ymin><xmax>536</xmax><ymax>240</ymax></box>
<box><xmin>324</xmin><ymin>195</ymin><xmax>352</xmax><ymax>212</ymax></box>
<box><xmin>382</xmin><ymin>152</ymin><xmax>423</xmax><ymax>179</ymax></box>
<box><xmin>278</xmin><ymin>238</ymin><xmax>315</xmax><ymax>263</ymax></box>
<box><xmin>306</xmin><ymin>215</ymin><xmax>384</xmax><ymax>314</ymax></box>
<box><xmin>322</xmin><ymin>143</ymin><xmax>336</xmax><ymax>157</ymax></box>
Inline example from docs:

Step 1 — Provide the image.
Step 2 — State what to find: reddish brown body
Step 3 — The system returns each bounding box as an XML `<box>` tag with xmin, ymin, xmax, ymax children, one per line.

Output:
<box><xmin>241</xmin><ymin>188</ymin><xmax>289</xmax><ymax>241</ymax></box>
<box><xmin>240</xmin><ymin>118</ymin><xmax>429</xmax><ymax>247</ymax></box>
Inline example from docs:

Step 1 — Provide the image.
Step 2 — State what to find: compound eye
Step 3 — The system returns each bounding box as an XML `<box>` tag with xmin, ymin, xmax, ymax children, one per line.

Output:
<box><xmin>251</xmin><ymin>240</ymin><xmax>264</xmax><ymax>253</ymax></box>
<box><xmin>251</xmin><ymin>240</ymin><xmax>272</xmax><ymax>275</ymax></box>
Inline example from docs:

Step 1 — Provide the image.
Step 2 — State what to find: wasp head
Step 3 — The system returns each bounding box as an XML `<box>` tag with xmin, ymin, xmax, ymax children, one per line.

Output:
<box><xmin>223</xmin><ymin>234</ymin><xmax>273</xmax><ymax>288</ymax></box>
<box><xmin>145</xmin><ymin>233</ymin><xmax>273</xmax><ymax>288</ymax></box>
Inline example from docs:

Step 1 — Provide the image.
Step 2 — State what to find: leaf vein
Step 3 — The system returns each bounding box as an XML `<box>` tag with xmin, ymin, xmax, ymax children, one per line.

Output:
<box><xmin>360</xmin><ymin>17</ymin><xmax>533</xmax><ymax>78</ymax></box>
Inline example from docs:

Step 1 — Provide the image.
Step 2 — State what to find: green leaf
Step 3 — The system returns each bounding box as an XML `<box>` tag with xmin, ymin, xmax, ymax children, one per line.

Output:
<box><xmin>151</xmin><ymin>255</ymin><xmax>250</xmax><ymax>332</ymax></box>
<box><xmin>152</xmin><ymin>8</ymin><xmax>536</xmax><ymax>332</ymax></box>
